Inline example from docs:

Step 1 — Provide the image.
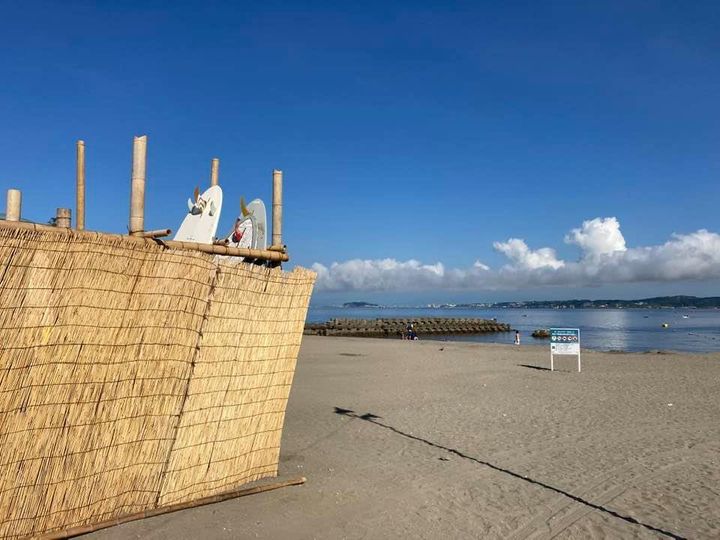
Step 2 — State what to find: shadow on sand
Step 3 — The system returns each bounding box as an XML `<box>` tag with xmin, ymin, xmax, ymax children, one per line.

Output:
<box><xmin>517</xmin><ymin>364</ymin><xmax>553</xmax><ymax>371</ymax></box>
<box><xmin>333</xmin><ymin>406</ymin><xmax>685</xmax><ymax>540</ymax></box>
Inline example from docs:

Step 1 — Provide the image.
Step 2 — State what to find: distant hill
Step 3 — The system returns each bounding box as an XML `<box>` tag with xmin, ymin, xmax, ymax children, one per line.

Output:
<box><xmin>483</xmin><ymin>296</ymin><xmax>720</xmax><ymax>309</ymax></box>
<box><xmin>334</xmin><ymin>296</ymin><xmax>720</xmax><ymax>310</ymax></box>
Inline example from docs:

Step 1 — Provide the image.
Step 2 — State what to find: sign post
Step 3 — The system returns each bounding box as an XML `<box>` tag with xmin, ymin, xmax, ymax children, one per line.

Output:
<box><xmin>550</xmin><ymin>328</ymin><xmax>581</xmax><ymax>372</ymax></box>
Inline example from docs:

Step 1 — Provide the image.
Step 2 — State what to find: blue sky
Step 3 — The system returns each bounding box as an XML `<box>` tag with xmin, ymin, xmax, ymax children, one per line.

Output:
<box><xmin>1</xmin><ymin>1</ymin><xmax>719</xmax><ymax>304</ymax></box>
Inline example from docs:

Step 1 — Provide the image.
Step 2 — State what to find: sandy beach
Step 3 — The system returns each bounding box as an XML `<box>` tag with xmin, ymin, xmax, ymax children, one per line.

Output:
<box><xmin>87</xmin><ymin>336</ymin><xmax>720</xmax><ymax>539</ymax></box>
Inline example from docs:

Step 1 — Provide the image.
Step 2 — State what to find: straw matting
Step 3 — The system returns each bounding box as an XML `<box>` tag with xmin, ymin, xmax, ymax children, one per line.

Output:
<box><xmin>0</xmin><ymin>227</ymin><xmax>315</xmax><ymax>539</ymax></box>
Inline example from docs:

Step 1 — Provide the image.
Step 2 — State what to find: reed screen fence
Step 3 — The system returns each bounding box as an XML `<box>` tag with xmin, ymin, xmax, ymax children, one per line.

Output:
<box><xmin>0</xmin><ymin>227</ymin><xmax>315</xmax><ymax>539</ymax></box>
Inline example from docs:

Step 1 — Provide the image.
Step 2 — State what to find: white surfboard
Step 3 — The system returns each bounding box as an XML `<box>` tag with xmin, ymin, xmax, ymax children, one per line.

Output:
<box><xmin>174</xmin><ymin>185</ymin><xmax>223</xmax><ymax>244</ymax></box>
<box><xmin>226</xmin><ymin>214</ymin><xmax>255</xmax><ymax>249</ymax></box>
<box><xmin>224</xmin><ymin>197</ymin><xmax>267</xmax><ymax>250</ymax></box>
<box><xmin>246</xmin><ymin>199</ymin><xmax>267</xmax><ymax>249</ymax></box>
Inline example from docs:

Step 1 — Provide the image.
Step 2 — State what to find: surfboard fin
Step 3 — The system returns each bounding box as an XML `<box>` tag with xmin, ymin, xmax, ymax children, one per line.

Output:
<box><xmin>188</xmin><ymin>186</ymin><xmax>202</xmax><ymax>213</ymax></box>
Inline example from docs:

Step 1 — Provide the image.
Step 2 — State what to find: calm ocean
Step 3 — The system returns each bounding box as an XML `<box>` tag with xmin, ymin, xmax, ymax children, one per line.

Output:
<box><xmin>307</xmin><ymin>307</ymin><xmax>720</xmax><ymax>353</ymax></box>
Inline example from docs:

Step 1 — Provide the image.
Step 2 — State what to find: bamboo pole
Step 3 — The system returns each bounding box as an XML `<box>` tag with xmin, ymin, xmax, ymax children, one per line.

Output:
<box><xmin>0</xmin><ymin>220</ymin><xmax>290</xmax><ymax>262</ymax></box>
<box><xmin>76</xmin><ymin>140</ymin><xmax>85</xmax><ymax>230</ymax></box>
<box><xmin>270</xmin><ymin>170</ymin><xmax>284</xmax><ymax>267</ymax></box>
<box><xmin>38</xmin><ymin>477</ymin><xmax>306</xmax><ymax>540</ymax></box>
<box><xmin>129</xmin><ymin>135</ymin><xmax>147</xmax><ymax>235</ymax></box>
<box><xmin>5</xmin><ymin>189</ymin><xmax>21</xmax><ymax>221</ymax></box>
<box><xmin>272</xmin><ymin>169</ymin><xmax>283</xmax><ymax>246</ymax></box>
<box><xmin>210</xmin><ymin>158</ymin><xmax>220</xmax><ymax>187</ymax></box>
<box><xmin>139</xmin><ymin>228</ymin><xmax>171</xmax><ymax>238</ymax></box>
<box><xmin>55</xmin><ymin>208</ymin><xmax>72</xmax><ymax>228</ymax></box>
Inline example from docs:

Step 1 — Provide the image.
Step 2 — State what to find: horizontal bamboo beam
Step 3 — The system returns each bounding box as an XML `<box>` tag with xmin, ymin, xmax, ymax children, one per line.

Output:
<box><xmin>267</xmin><ymin>244</ymin><xmax>287</xmax><ymax>253</ymax></box>
<box><xmin>165</xmin><ymin>239</ymin><xmax>289</xmax><ymax>261</ymax></box>
<box><xmin>39</xmin><ymin>476</ymin><xmax>306</xmax><ymax>540</ymax></box>
<box><xmin>139</xmin><ymin>228</ymin><xmax>171</xmax><ymax>238</ymax></box>
<box><xmin>0</xmin><ymin>220</ymin><xmax>289</xmax><ymax>262</ymax></box>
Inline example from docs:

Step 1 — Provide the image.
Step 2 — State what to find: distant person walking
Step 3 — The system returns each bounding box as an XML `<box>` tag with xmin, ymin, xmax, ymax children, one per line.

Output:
<box><xmin>514</xmin><ymin>330</ymin><xmax>520</xmax><ymax>345</ymax></box>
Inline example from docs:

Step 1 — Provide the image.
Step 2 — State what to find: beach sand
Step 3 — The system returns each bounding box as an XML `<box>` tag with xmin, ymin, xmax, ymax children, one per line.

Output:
<box><xmin>87</xmin><ymin>337</ymin><xmax>720</xmax><ymax>539</ymax></box>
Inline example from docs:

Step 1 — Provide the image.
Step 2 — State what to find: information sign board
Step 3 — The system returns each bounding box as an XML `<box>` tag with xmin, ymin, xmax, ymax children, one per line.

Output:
<box><xmin>550</xmin><ymin>328</ymin><xmax>581</xmax><ymax>372</ymax></box>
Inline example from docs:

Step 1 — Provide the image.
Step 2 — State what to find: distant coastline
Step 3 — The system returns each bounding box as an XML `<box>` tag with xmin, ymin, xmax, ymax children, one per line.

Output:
<box><xmin>338</xmin><ymin>296</ymin><xmax>720</xmax><ymax>310</ymax></box>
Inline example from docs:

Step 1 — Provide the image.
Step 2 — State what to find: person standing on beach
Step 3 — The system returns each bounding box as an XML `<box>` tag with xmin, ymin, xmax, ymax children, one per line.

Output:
<box><xmin>514</xmin><ymin>330</ymin><xmax>520</xmax><ymax>345</ymax></box>
<box><xmin>406</xmin><ymin>323</ymin><xmax>418</xmax><ymax>340</ymax></box>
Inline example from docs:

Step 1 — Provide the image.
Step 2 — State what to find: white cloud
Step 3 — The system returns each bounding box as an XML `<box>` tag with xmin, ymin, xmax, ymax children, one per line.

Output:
<box><xmin>312</xmin><ymin>218</ymin><xmax>720</xmax><ymax>291</ymax></box>
<box><xmin>565</xmin><ymin>217</ymin><xmax>626</xmax><ymax>257</ymax></box>
<box><xmin>311</xmin><ymin>258</ymin><xmax>447</xmax><ymax>291</ymax></box>
<box><xmin>473</xmin><ymin>260</ymin><xmax>490</xmax><ymax>271</ymax></box>
<box><xmin>492</xmin><ymin>238</ymin><xmax>565</xmax><ymax>270</ymax></box>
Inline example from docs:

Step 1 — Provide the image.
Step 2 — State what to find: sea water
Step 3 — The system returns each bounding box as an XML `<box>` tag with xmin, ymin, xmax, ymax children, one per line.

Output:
<box><xmin>306</xmin><ymin>307</ymin><xmax>720</xmax><ymax>353</ymax></box>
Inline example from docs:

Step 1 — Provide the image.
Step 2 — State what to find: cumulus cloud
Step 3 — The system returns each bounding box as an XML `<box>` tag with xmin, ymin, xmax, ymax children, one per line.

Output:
<box><xmin>493</xmin><ymin>238</ymin><xmax>565</xmax><ymax>270</ymax></box>
<box><xmin>311</xmin><ymin>259</ymin><xmax>446</xmax><ymax>291</ymax></box>
<box><xmin>312</xmin><ymin>218</ymin><xmax>720</xmax><ymax>291</ymax></box>
<box><xmin>565</xmin><ymin>217</ymin><xmax>626</xmax><ymax>257</ymax></box>
<box><xmin>473</xmin><ymin>260</ymin><xmax>490</xmax><ymax>271</ymax></box>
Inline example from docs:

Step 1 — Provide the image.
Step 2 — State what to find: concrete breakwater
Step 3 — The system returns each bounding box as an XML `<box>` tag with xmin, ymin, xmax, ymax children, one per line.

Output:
<box><xmin>304</xmin><ymin>317</ymin><xmax>511</xmax><ymax>338</ymax></box>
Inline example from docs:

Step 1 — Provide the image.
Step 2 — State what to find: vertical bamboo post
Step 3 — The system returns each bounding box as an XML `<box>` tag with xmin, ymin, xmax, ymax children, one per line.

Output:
<box><xmin>210</xmin><ymin>158</ymin><xmax>220</xmax><ymax>187</ymax></box>
<box><xmin>272</xmin><ymin>169</ymin><xmax>283</xmax><ymax>247</ymax></box>
<box><xmin>76</xmin><ymin>140</ymin><xmax>85</xmax><ymax>230</ymax></box>
<box><xmin>55</xmin><ymin>208</ymin><xmax>72</xmax><ymax>228</ymax></box>
<box><xmin>129</xmin><ymin>135</ymin><xmax>147</xmax><ymax>236</ymax></box>
<box><xmin>5</xmin><ymin>189</ymin><xmax>21</xmax><ymax>221</ymax></box>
